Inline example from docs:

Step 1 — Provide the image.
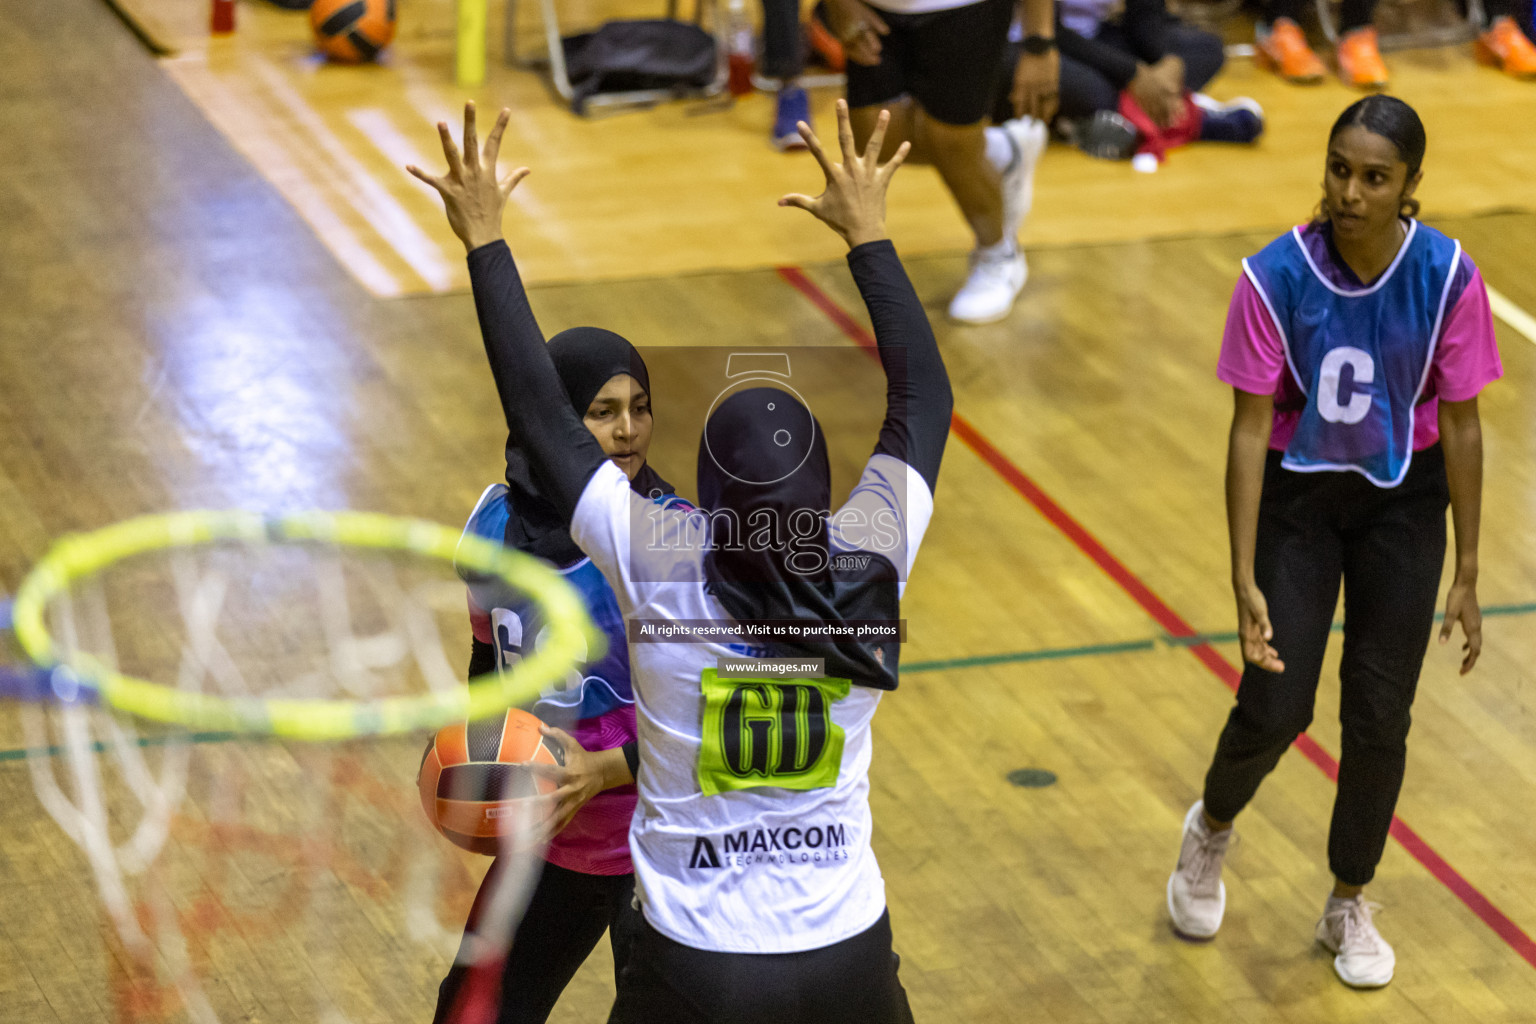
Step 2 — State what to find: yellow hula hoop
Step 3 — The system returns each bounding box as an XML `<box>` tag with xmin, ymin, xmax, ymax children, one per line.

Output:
<box><xmin>9</xmin><ymin>510</ymin><xmax>604</xmax><ymax>741</ymax></box>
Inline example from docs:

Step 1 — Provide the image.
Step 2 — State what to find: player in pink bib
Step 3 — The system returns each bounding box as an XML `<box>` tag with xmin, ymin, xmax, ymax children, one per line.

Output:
<box><xmin>1165</xmin><ymin>96</ymin><xmax>1502</xmax><ymax>989</ymax></box>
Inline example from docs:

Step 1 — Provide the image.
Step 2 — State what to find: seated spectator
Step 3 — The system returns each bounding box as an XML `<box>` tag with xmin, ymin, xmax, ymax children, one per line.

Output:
<box><xmin>994</xmin><ymin>0</ymin><xmax>1263</xmax><ymax>160</ymax></box>
<box><xmin>1058</xmin><ymin>0</ymin><xmax>1225</xmax><ymax>124</ymax></box>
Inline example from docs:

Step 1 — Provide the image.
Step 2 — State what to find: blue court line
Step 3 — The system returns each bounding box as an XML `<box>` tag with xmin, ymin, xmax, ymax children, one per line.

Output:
<box><xmin>2</xmin><ymin>602</ymin><xmax>1531</xmax><ymax>762</ymax></box>
<box><xmin>0</xmin><ymin>731</ymin><xmax>238</xmax><ymax>763</ymax></box>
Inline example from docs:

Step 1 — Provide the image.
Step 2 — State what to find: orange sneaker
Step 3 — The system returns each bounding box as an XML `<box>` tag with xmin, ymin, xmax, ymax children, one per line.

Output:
<box><xmin>1257</xmin><ymin>18</ymin><xmax>1326</xmax><ymax>83</ymax></box>
<box><xmin>1475</xmin><ymin>16</ymin><xmax>1536</xmax><ymax>79</ymax></box>
<box><xmin>1337</xmin><ymin>27</ymin><xmax>1389</xmax><ymax>89</ymax></box>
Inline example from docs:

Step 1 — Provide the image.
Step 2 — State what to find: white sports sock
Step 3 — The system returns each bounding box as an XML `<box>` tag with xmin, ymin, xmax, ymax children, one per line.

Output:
<box><xmin>975</xmin><ymin>236</ymin><xmax>1017</xmax><ymax>260</ymax></box>
<box><xmin>983</xmin><ymin>126</ymin><xmax>1018</xmax><ymax>174</ymax></box>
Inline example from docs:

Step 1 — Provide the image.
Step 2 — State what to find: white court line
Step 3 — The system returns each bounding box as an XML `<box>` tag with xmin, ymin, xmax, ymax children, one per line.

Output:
<box><xmin>1487</xmin><ymin>285</ymin><xmax>1536</xmax><ymax>348</ymax></box>
<box><xmin>251</xmin><ymin>62</ymin><xmax>458</xmax><ymax>293</ymax></box>
<box><xmin>347</xmin><ymin>108</ymin><xmax>445</xmax><ymax>190</ymax></box>
<box><xmin>162</xmin><ymin>57</ymin><xmax>403</xmax><ymax>298</ymax></box>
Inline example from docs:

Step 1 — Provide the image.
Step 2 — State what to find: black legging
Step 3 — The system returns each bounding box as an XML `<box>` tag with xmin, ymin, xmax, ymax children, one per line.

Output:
<box><xmin>761</xmin><ymin>0</ymin><xmax>804</xmax><ymax>81</ymax></box>
<box><xmin>434</xmin><ymin>860</ymin><xmax>639</xmax><ymax>1024</ymax></box>
<box><xmin>1202</xmin><ymin>446</ymin><xmax>1448</xmax><ymax>887</ymax></box>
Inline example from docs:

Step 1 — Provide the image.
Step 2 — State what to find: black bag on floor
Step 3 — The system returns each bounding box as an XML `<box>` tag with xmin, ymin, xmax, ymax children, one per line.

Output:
<box><xmin>562</xmin><ymin>20</ymin><xmax>716</xmax><ymax>114</ymax></box>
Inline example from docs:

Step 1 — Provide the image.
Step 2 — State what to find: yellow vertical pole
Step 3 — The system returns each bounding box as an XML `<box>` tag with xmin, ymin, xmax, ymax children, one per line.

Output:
<box><xmin>457</xmin><ymin>0</ymin><xmax>489</xmax><ymax>87</ymax></box>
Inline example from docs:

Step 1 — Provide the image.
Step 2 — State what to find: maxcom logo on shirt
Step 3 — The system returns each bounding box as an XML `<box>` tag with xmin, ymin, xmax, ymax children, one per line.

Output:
<box><xmin>688</xmin><ymin>823</ymin><xmax>850</xmax><ymax>870</ymax></box>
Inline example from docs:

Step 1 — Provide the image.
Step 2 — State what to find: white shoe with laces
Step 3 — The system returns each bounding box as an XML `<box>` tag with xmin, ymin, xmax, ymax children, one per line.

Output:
<box><xmin>1316</xmin><ymin>894</ymin><xmax>1395</xmax><ymax>988</ymax></box>
<box><xmin>1167</xmin><ymin>800</ymin><xmax>1233</xmax><ymax>939</ymax></box>
<box><xmin>947</xmin><ymin>246</ymin><xmax>1027</xmax><ymax>324</ymax></box>
<box><xmin>997</xmin><ymin>117</ymin><xmax>1048</xmax><ymax>244</ymax></box>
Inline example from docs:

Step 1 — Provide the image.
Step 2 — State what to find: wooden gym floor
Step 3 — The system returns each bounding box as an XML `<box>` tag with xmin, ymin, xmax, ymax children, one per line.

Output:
<box><xmin>1</xmin><ymin>1</ymin><xmax>1533</xmax><ymax>1022</ymax></box>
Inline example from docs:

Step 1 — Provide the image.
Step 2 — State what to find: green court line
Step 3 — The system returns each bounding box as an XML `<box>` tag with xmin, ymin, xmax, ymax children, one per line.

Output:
<box><xmin>1161</xmin><ymin>601</ymin><xmax>1536</xmax><ymax>648</ymax></box>
<box><xmin>3</xmin><ymin>602</ymin><xmax>1532</xmax><ymax>762</ymax></box>
<box><xmin>903</xmin><ymin>639</ymin><xmax>1157</xmax><ymax>674</ymax></box>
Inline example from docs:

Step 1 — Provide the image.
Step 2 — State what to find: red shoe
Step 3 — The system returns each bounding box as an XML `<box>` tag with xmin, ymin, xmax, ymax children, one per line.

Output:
<box><xmin>805</xmin><ymin>8</ymin><xmax>845</xmax><ymax>73</ymax></box>
<box><xmin>1337</xmin><ymin>27</ymin><xmax>1390</xmax><ymax>90</ymax></box>
<box><xmin>1256</xmin><ymin>18</ymin><xmax>1326</xmax><ymax>83</ymax></box>
<box><xmin>1476</xmin><ymin>16</ymin><xmax>1536</xmax><ymax>79</ymax></box>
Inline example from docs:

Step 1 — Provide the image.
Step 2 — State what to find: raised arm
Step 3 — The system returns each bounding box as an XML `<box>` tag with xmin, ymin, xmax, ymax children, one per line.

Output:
<box><xmin>780</xmin><ymin>100</ymin><xmax>953</xmax><ymax>495</ymax></box>
<box><xmin>410</xmin><ymin>104</ymin><xmax>607</xmax><ymax>520</ymax></box>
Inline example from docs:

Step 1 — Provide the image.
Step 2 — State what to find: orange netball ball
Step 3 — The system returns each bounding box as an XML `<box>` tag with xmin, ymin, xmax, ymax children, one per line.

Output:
<box><xmin>309</xmin><ymin>0</ymin><xmax>397</xmax><ymax>63</ymax></box>
<box><xmin>418</xmin><ymin>709</ymin><xmax>563</xmax><ymax>856</ymax></box>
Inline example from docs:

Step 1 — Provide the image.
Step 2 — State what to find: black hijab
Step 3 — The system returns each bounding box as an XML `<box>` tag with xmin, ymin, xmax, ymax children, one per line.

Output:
<box><xmin>503</xmin><ymin>327</ymin><xmax>675</xmax><ymax>565</ymax></box>
<box><xmin>698</xmin><ymin>388</ymin><xmax>900</xmax><ymax>690</ymax></box>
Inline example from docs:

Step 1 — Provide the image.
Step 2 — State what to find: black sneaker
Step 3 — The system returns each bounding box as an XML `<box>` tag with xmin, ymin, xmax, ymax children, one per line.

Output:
<box><xmin>1073</xmin><ymin>110</ymin><xmax>1139</xmax><ymax>161</ymax></box>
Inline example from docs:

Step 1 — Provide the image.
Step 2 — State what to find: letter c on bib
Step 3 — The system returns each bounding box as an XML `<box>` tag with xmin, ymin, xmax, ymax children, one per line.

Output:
<box><xmin>1317</xmin><ymin>347</ymin><xmax>1374</xmax><ymax>425</ymax></box>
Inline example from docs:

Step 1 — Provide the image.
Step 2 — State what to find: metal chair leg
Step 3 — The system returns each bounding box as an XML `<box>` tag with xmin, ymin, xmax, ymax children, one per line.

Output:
<box><xmin>1315</xmin><ymin>0</ymin><xmax>1485</xmax><ymax>48</ymax></box>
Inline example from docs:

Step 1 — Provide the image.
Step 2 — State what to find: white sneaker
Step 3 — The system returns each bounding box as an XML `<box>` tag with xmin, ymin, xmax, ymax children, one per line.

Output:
<box><xmin>1167</xmin><ymin>801</ymin><xmax>1233</xmax><ymax>939</ymax></box>
<box><xmin>1316</xmin><ymin>894</ymin><xmax>1395</xmax><ymax>988</ymax></box>
<box><xmin>947</xmin><ymin>247</ymin><xmax>1026</xmax><ymax>325</ymax></box>
<box><xmin>997</xmin><ymin>117</ymin><xmax>1048</xmax><ymax>244</ymax></box>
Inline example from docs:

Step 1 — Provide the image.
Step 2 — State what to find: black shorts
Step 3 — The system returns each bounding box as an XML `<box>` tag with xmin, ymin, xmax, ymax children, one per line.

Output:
<box><xmin>844</xmin><ymin>0</ymin><xmax>1014</xmax><ymax>126</ymax></box>
<box><xmin>607</xmin><ymin>910</ymin><xmax>914</xmax><ymax>1024</ymax></box>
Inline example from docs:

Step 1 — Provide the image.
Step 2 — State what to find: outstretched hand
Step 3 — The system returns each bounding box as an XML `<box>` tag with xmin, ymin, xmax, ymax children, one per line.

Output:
<box><xmin>408</xmin><ymin>102</ymin><xmax>529</xmax><ymax>254</ymax></box>
<box><xmin>779</xmin><ymin>99</ymin><xmax>909</xmax><ymax>250</ymax></box>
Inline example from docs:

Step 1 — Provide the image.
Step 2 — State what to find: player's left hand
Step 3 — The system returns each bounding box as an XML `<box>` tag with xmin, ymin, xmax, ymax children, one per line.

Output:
<box><xmin>523</xmin><ymin>725</ymin><xmax>632</xmax><ymax>840</ymax></box>
<box><xmin>779</xmin><ymin>99</ymin><xmax>909</xmax><ymax>250</ymax></box>
<box><xmin>1439</xmin><ymin>577</ymin><xmax>1482</xmax><ymax>674</ymax></box>
<box><xmin>408</xmin><ymin>102</ymin><xmax>530</xmax><ymax>254</ymax></box>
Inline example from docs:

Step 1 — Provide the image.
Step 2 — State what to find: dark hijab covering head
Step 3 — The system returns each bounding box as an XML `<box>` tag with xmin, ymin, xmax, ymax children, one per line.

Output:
<box><xmin>698</xmin><ymin>388</ymin><xmax>899</xmax><ymax>690</ymax></box>
<box><xmin>504</xmin><ymin>327</ymin><xmax>673</xmax><ymax>564</ymax></box>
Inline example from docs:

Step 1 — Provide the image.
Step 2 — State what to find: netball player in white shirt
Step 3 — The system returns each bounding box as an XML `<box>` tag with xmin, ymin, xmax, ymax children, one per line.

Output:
<box><xmin>410</xmin><ymin>100</ymin><xmax>951</xmax><ymax>1024</ymax></box>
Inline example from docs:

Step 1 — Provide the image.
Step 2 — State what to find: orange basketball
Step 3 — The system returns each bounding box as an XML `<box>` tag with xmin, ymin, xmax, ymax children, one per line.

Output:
<box><xmin>418</xmin><ymin>709</ymin><xmax>563</xmax><ymax>856</ymax></box>
<box><xmin>309</xmin><ymin>0</ymin><xmax>396</xmax><ymax>63</ymax></box>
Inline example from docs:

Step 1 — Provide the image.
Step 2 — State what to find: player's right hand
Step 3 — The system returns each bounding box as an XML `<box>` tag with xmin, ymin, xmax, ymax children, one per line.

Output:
<box><xmin>823</xmin><ymin>0</ymin><xmax>888</xmax><ymax>66</ymax></box>
<box><xmin>779</xmin><ymin>100</ymin><xmax>910</xmax><ymax>250</ymax></box>
<box><xmin>1234</xmin><ymin>582</ymin><xmax>1284</xmax><ymax>674</ymax></box>
<box><xmin>407</xmin><ymin>102</ymin><xmax>530</xmax><ymax>254</ymax></box>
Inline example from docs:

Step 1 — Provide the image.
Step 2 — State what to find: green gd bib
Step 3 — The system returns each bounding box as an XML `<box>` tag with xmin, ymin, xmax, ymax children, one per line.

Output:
<box><xmin>697</xmin><ymin>669</ymin><xmax>850</xmax><ymax>797</ymax></box>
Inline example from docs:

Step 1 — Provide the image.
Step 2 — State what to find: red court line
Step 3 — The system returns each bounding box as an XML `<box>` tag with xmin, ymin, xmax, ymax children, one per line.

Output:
<box><xmin>776</xmin><ymin>263</ymin><xmax>1536</xmax><ymax>971</ymax></box>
